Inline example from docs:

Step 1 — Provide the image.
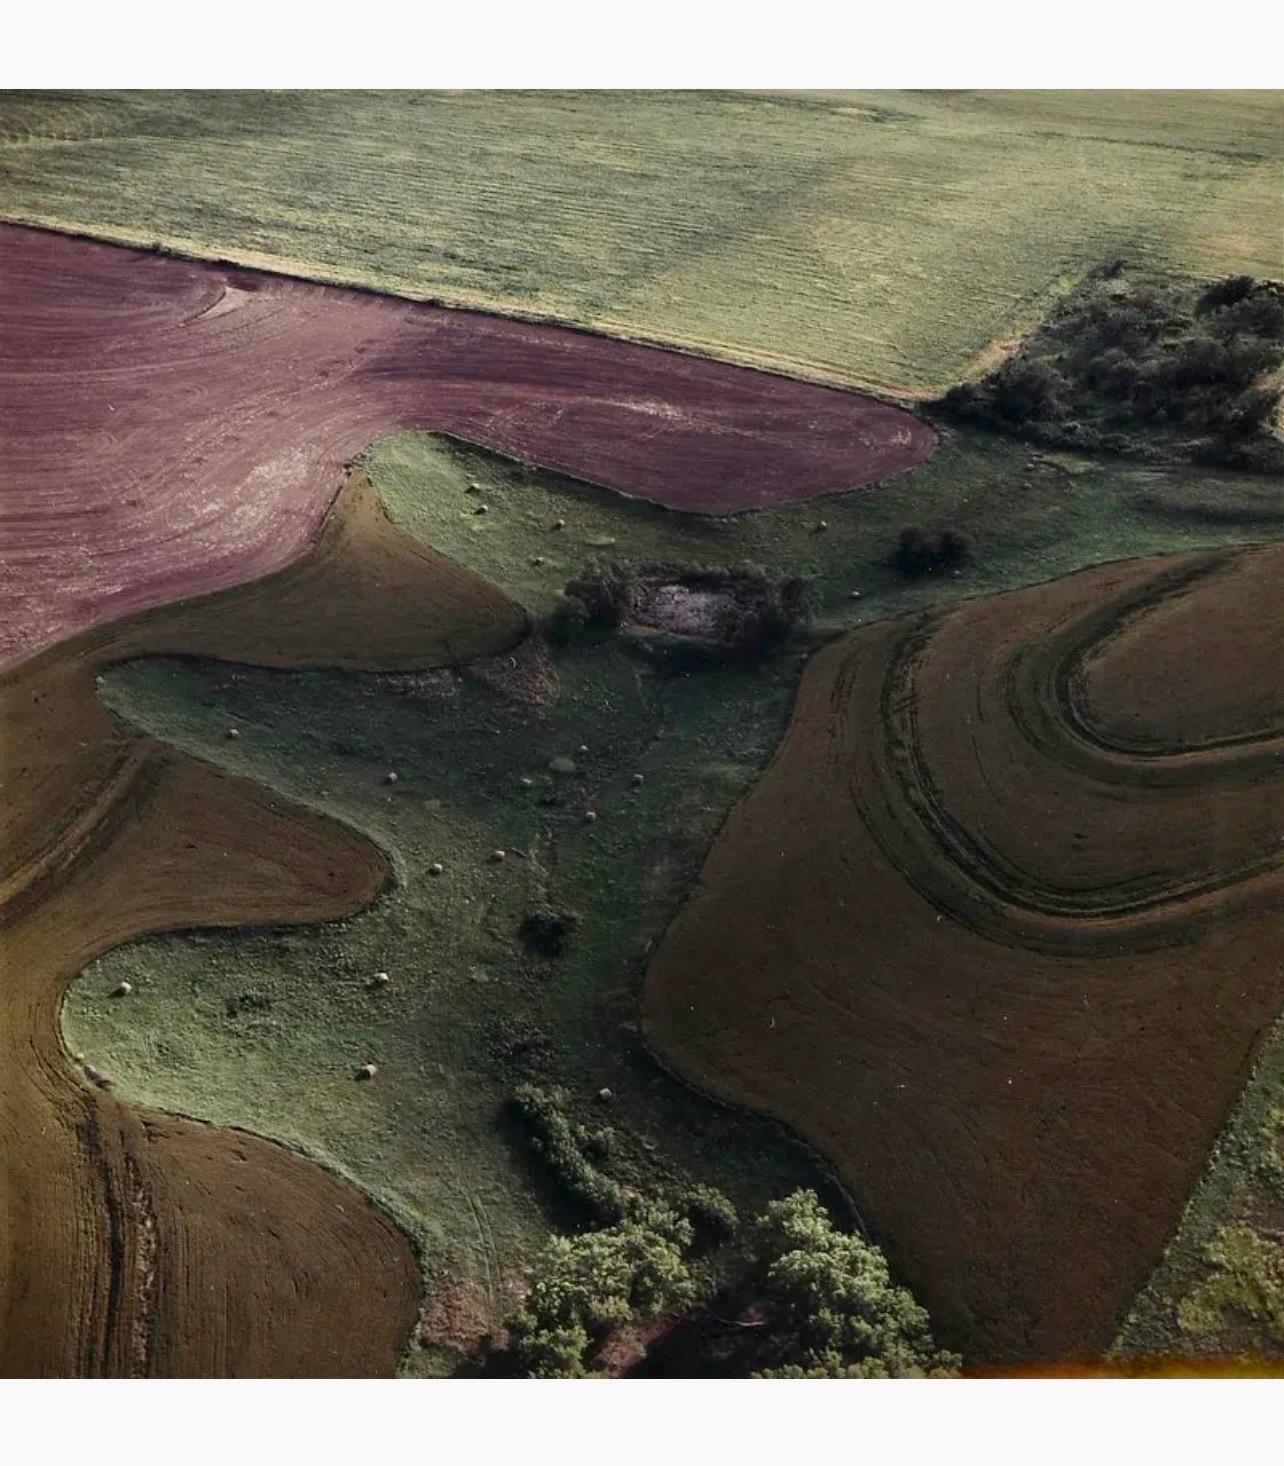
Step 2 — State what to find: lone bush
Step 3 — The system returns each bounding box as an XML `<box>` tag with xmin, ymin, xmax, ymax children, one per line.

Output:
<box><xmin>519</xmin><ymin>910</ymin><xmax>576</xmax><ymax>958</ymax></box>
<box><xmin>893</xmin><ymin>526</ymin><xmax>970</xmax><ymax>577</ymax></box>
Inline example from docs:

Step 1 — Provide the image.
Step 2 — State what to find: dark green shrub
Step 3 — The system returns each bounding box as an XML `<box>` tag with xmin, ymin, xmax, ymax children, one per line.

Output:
<box><xmin>1198</xmin><ymin>274</ymin><xmax>1256</xmax><ymax>312</ymax></box>
<box><xmin>563</xmin><ymin>564</ymin><xmax>632</xmax><ymax>630</ymax></box>
<box><xmin>677</xmin><ymin>1183</ymin><xmax>740</xmax><ymax>1243</ymax></box>
<box><xmin>894</xmin><ymin>526</ymin><xmax>970</xmax><ymax>577</ymax></box>
<box><xmin>509</xmin><ymin>1083</ymin><xmax>627</xmax><ymax>1224</ymax></box>
<box><xmin>519</xmin><ymin>910</ymin><xmax>576</xmax><ymax>958</ymax></box>
<box><xmin>989</xmin><ymin>357</ymin><xmax>1067</xmax><ymax>423</ymax></box>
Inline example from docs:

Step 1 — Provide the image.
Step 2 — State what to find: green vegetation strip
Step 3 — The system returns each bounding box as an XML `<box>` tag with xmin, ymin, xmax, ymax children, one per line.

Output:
<box><xmin>64</xmin><ymin>428</ymin><xmax>1283</xmax><ymax>1371</ymax></box>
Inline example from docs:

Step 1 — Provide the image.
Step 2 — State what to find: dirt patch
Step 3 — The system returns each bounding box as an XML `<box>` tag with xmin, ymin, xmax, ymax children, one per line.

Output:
<box><xmin>642</xmin><ymin>544</ymin><xmax>1284</xmax><ymax>1365</ymax></box>
<box><xmin>0</xmin><ymin>222</ymin><xmax>935</xmax><ymax>671</ymax></box>
<box><xmin>631</xmin><ymin>573</ymin><xmax>771</xmax><ymax>642</ymax></box>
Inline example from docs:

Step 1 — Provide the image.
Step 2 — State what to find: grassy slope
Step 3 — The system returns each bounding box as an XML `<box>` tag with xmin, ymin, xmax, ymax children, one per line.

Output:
<box><xmin>0</xmin><ymin>90</ymin><xmax>1279</xmax><ymax>394</ymax></box>
<box><xmin>62</xmin><ymin>428</ymin><xmax>1283</xmax><ymax>1370</ymax></box>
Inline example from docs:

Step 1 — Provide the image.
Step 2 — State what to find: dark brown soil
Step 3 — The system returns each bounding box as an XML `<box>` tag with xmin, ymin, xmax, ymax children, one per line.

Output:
<box><xmin>643</xmin><ymin>544</ymin><xmax>1284</xmax><ymax>1365</ymax></box>
<box><xmin>0</xmin><ymin>473</ymin><xmax>522</xmax><ymax>1376</ymax></box>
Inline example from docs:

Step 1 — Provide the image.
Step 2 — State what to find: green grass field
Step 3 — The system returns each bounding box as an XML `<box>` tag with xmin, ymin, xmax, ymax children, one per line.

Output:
<box><xmin>15</xmin><ymin>87</ymin><xmax>1282</xmax><ymax>1371</ymax></box>
<box><xmin>1</xmin><ymin>89</ymin><xmax>1279</xmax><ymax>394</ymax></box>
<box><xmin>62</xmin><ymin>424</ymin><xmax>1283</xmax><ymax>1371</ymax></box>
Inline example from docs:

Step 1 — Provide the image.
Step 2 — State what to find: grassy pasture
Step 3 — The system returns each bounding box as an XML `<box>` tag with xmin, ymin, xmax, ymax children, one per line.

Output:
<box><xmin>0</xmin><ymin>89</ymin><xmax>1278</xmax><ymax>394</ymax></box>
<box><xmin>61</xmin><ymin>427</ymin><xmax>1283</xmax><ymax>1371</ymax></box>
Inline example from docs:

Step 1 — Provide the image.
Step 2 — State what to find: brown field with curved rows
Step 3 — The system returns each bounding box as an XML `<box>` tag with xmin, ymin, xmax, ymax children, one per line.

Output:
<box><xmin>0</xmin><ymin>223</ymin><xmax>933</xmax><ymax>670</ymax></box>
<box><xmin>1</xmin><ymin>218</ymin><xmax>942</xmax><ymax>1374</ymax></box>
<box><xmin>643</xmin><ymin>543</ymin><xmax>1284</xmax><ymax>1364</ymax></box>
<box><xmin>0</xmin><ymin>471</ymin><xmax>525</xmax><ymax>1375</ymax></box>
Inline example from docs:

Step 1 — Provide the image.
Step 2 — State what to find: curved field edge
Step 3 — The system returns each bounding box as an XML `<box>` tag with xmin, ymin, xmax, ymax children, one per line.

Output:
<box><xmin>67</xmin><ymin>427</ymin><xmax>1284</xmax><ymax>1372</ymax></box>
<box><xmin>0</xmin><ymin>90</ymin><xmax>1278</xmax><ymax>397</ymax></box>
<box><xmin>0</xmin><ymin>222</ymin><xmax>932</xmax><ymax>673</ymax></box>
<box><xmin>1</xmin><ymin>471</ymin><xmax>526</xmax><ymax>1376</ymax></box>
<box><xmin>639</xmin><ymin>543</ymin><xmax>1284</xmax><ymax>1364</ymax></box>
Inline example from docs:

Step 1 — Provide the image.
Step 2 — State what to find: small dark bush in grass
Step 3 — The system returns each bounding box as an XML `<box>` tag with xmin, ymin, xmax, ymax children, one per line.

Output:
<box><xmin>893</xmin><ymin>526</ymin><xmax>970</xmax><ymax>577</ymax></box>
<box><xmin>520</xmin><ymin>911</ymin><xmax>577</xmax><ymax>958</ymax></box>
<box><xmin>544</xmin><ymin>563</ymin><xmax>634</xmax><ymax>646</ymax></box>
<box><xmin>544</xmin><ymin>593</ymin><xmax>591</xmax><ymax>646</ymax></box>
<box><xmin>564</xmin><ymin>564</ymin><xmax>632</xmax><ymax>630</ymax></box>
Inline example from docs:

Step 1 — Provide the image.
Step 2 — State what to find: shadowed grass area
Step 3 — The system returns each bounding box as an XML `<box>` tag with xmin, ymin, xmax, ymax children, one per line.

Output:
<box><xmin>64</xmin><ymin>428</ymin><xmax>1284</xmax><ymax>1372</ymax></box>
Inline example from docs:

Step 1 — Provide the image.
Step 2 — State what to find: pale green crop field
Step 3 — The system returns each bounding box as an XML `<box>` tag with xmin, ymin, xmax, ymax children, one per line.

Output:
<box><xmin>1</xmin><ymin>89</ymin><xmax>1279</xmax><ymax>394</ymax></box>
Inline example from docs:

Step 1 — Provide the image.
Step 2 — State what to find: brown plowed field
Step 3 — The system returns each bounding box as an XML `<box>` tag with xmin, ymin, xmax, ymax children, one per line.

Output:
<box><xmin>0</xmin><ymin>223</ymin><xmax>934</xmax><ymax>670</ymax></box>
<box><xmin>0</xmin><ymin>475</ymin><xmax>525</xmax><ymax>1375</ymax></box>
<box><xmin>643</xmin><ymin>544</ymin><xmax>1284</xmax><ymax>1364</ymax></box>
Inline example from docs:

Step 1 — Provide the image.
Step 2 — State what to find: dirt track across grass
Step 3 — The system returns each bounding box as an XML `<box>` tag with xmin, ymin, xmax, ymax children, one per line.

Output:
<box><xmin>0</xmin><ymin>223</ymin><xmax>933</xmax><ymax>670</ymax></box>
<box><xmin>0</xmin><ymin>474</ymin><xmax>523</xmax><ymax>1376</ymax></box>
<box><xmin>643</xmin><ymin>544</ymin><xmax>1284</xmax><ymax>1364</ymax></box>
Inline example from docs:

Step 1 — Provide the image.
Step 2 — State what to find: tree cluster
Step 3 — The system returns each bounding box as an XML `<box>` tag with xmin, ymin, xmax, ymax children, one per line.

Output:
<box><xmin>500</xmin><ymin>1093</ymin><xmax>958</xmax><ymax>1380</ymax></box>
<box><xmin>940</xmin><ymin>270</ymin><xmax>1284</xmax><ymax>471</ymax></box>
<box><xmin>506</xmin><ymin>1200</ymin><xmax>702</xmax><ymax>1378</ymax></box>
<box><xmin>748</xmin><ymin>1190</ymin><xmax>961</xmax><ymax>1378</ymax></box>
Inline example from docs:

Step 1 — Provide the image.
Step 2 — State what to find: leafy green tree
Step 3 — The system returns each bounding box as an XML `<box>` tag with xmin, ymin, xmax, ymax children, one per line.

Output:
<box><xmin>506</xmin><ymin>1200</ymin><xmax>700</xmax><ymax>1378</ymax></box>
<box><xmin>749</xmin><ymin>1190</ymin><xmax>961</xmax><ymax>1379</ymax></box>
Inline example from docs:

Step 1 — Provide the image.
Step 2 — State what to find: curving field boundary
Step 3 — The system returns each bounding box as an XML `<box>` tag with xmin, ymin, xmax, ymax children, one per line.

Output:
<box><xmin>0</xmin><ymin>471</ymin><xmax>528</xmax><ymax>1376</ymax></box>
<box><xmin>0</xmin><ymin>224</ymin><xmax>939</xmax><ymax>1375</ymax></box>
<box><xmin>0</xmin><ymin>222</ymin><xmax>935</xmax><ymax>671</ymax></box>
<box><xmin>643</xmin><ymin>544</ymin><xmax>1284</xmax><ymax>1363</ymax></box>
